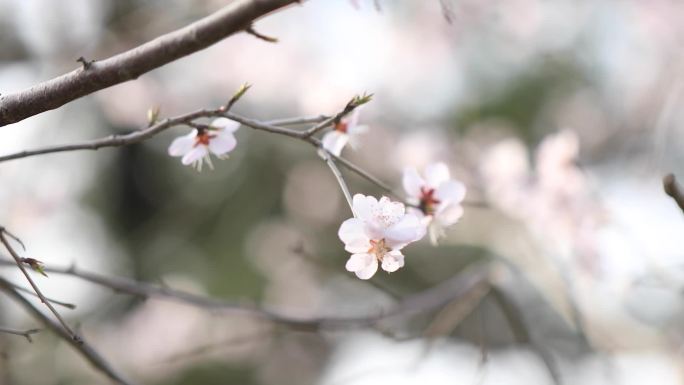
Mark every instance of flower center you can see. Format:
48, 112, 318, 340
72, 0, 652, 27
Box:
419, 187, 441, 215
334, 120, 349, 133
368, 239, 391, 261
194, 131, 215, 147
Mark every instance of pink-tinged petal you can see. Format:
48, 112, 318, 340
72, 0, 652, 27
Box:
181, 146, 208, 165
168, 131, 197, 156
338, 218, 371, 253
211, 118, 240, 133
435, 180, 466, 204
385, 213, 425, 247
345, 253, 373, 272
428, 222, 445, 245
354, 258, 378, 280
381, 250, 405, 273
349, 108, 361, 127
435, 203, 464, 226
208, 132, 237, 156
374, 197, 406, 227
352, 194, 378, 222
425, 162, 450, 188
402, 167, 425, 198
322, 131, 349, 156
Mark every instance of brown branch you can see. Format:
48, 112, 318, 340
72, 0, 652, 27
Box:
0, 229, 80, 342
0, 257, 490, 332
663, 173, 684, 214
0, 326, 40, 343
245, 24, 279, 43
0, 0, 301, 126
0, 277, 133, 385
4, 279, 76, 309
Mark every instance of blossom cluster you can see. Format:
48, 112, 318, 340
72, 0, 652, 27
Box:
167, 107, 467, 280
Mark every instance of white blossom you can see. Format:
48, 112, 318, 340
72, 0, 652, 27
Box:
402, 162, 466, 244
321, 109, 368, 156
168, 118, 239, 171
338, 194, 425, 279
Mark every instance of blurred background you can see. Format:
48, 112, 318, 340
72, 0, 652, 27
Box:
1, 0, 684, 384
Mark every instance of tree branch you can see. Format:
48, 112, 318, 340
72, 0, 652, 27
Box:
0, 257, 490, 332
0, 229, 80, 342
663, 173, 684, 215
0, 326, 40, 343
0, 277, 133, 385
0, 0, 301, 126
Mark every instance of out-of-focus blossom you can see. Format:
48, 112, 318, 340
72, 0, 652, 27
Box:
321, 109, 368, 156
168, 118, 239, 171
403, 162, 467, 244
338, 194, 424, 279
480, 130, 604, 270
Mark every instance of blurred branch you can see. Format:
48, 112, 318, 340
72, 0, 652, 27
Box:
320, 148, 356, 215
0, 0, 302, 126
0, 277, 134, 385
663, 173, 684, 214
245, 24, 279, 43
0, 257, 490, 332
0, 326, 40, 343
3, 279, 76, 309
0, 228, 80, 342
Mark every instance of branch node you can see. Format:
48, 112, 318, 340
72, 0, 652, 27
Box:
76, 56, 94, 70
245, 24, 279, 43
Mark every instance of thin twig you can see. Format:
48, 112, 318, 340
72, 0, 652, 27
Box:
4, 279, 76, 309
320, 147, 356, 216
0, 257, 490, 332
663, 173, 684, 214
0, 229, 80, 342
0, 277, 134, 385
0, 326, 40, 343
245, 24, 279, 43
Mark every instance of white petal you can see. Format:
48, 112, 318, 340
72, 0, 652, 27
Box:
181, 146, 208, 165
338, 218, 371, 253
428, 222, 445, 245
374, 197, 405, 227
381, 251, 405, 273
322, 131, 349, 156
435, 203, 464, 226
435, 180, 466, 204
345, 253, 373, 272
355, 258, 378, 280
168, 131, 197, 156
211, 118, 240, 133
385, 213, 425, 247
425, 162, 450, 188
208, 132, 237, 155
348, 125, 369, 149
352, 194, 378, 222
402, 167, 425, 198
349, 108, 361, 127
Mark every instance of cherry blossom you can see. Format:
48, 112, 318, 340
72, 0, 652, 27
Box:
168, 118, 239, 171
338, 194, 425, 279
321, 109, 368, 156
402, 162, 467, 244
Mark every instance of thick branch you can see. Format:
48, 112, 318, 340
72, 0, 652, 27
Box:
0, 0, 300, 126
663, 173, 684, 215
0, 277, 133, 385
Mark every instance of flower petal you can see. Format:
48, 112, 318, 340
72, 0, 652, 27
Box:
352, 194, 378, 222
425, 162, 450, 188
402, 167, 425, 198
374, 197, 405, 227
435, 203, 464, 226
168, 131, 197, 157
385, 213, 425, 247
348, 125, 369, 149
345, 253, 373, 272
181, 146, 208, 165
211, 118, 240, 133
435, 180, 466, 204
354, 258, 378, 280
338, 218, 371, 253
208, 132, 237, 155
322, 131, 349, 156
381, 250, 405, 273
